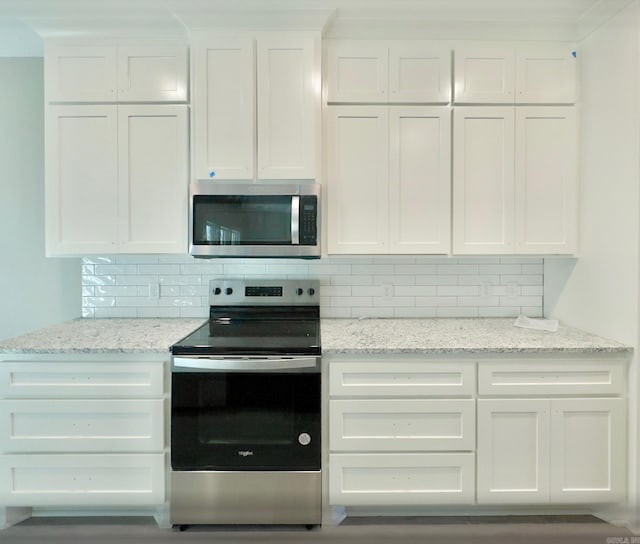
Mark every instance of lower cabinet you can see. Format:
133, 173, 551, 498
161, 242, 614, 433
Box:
0, 355, 167, 520
328, 355, 628, 512
0, 454, 165, 506
477, 397, 626, 504
328, 359, 477, 507
330, 453, 475, 506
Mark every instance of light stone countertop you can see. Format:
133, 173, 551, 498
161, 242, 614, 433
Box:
0, 318, 205, 354
0, 317, 631, 356
320, 318, 632, 355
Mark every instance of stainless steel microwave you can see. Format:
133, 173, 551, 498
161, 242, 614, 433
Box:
190, 182, 321, 258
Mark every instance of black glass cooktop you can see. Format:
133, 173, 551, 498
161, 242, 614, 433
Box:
171, 306, 321, 356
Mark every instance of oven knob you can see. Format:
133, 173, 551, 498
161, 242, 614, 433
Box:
213, 287, 221, 295
225, 287, 233, 295
308, 288, 315, 296
296, 288, 304, 296
298, 432, 311, 446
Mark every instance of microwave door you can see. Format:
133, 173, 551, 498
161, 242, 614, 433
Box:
291, 196, 300, 246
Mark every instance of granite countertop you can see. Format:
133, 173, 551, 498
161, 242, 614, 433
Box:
0, 317, 631, 356
0, 318, 205, 354
320, 318, 632, 355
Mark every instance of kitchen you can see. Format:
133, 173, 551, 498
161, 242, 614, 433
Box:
0, 0, 639, 541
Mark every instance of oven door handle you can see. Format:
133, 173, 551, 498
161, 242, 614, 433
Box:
172, 356, 319, 372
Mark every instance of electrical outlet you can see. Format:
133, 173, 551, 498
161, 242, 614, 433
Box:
481, 282, 492, 297
506, 281, 519, 298
382, 284, 393, 298
148, 283, 160, 299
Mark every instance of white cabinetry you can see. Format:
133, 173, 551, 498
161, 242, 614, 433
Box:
453, 106, 577, 255
477, 359, 627, 505
0, 356, 167, 514
454, 43, 577, 104
45, 105, 188, 255
45, 45, 188, 103
328, 359, 476, 506
192, 33, 319, 181
327, 41, 451, 104
44, 42, 189, 256
327, 106, 450, 254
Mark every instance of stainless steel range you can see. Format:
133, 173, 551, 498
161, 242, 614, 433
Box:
169, 279, 321, 528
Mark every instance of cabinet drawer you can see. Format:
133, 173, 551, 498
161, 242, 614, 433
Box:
330, 361, 475, 397
330, 399, 475, 451
0, 453, 165, 506
329, 453, 475, 506
0, 399, 164, 452
0, 361, 164, 398
478, 360, 626, 396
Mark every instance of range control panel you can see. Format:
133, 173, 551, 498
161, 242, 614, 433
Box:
209, 279, 320, 306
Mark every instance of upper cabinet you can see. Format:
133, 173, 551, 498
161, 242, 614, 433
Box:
453, 106, 577, 255
45, 105, 189, 256
454, 43, 577, 104
192, 32, 320, 181
44, 41, 190, 256
327, 106, 451, 255
326, 41, 451, 104
45, 45, 188, 103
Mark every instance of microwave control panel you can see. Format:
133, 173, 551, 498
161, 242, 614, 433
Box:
300, 196, 318, 246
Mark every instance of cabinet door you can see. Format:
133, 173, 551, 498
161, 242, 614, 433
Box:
515, 107, 577, 254
329, 453, 475, 506
193, 37, 255, 180
0, 399, 164, 452
330, 399, 475, 452
326, 106, 389, 254
257, 34, 318, 179
389, 44, 451, 104
45, 105, 118, 255
0, 453, 164, 506
389, 106, 451, 254
117, 46, 188, 103
326, 42, 388, 103
117, 105, 188, 253
477, 399, 550, 504
45, 46, 117, 103
454, 46, 515, 104
0, 361, 164, 398
453, 107, 515, 254
516, 45, 577, 104
550, 398, 626, 503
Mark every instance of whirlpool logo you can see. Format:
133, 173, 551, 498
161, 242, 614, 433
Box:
238, 450, 254, 457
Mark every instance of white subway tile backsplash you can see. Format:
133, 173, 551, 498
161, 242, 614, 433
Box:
437, 307, 479, 318
437, 286, 479, 296
82, 255, 544, 318
395, 285, 436, 296
436, 264, 479, 275
352, 307, 394, 318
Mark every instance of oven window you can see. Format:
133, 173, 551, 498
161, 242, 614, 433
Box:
198, 379, 294, 446
193, 195, 292, 245
171, 371, 320, 471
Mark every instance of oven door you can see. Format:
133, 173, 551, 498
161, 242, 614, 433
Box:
171, 357, 321, 471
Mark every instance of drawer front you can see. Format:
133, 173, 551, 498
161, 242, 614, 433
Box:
330, 361, 476, 397
0, 399, 164, 452
329, 452, 475, 506
478, 360, 626, 396
0, 361, 164, 398
330, 399, 475, 451
0, 453, 165, 506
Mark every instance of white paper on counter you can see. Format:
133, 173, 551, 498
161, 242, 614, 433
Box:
514, 315, 559, 332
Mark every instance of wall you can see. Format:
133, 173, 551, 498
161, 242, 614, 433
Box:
0, 58, 80, 341
544, 0, 640, 529
82, 254, 543, 318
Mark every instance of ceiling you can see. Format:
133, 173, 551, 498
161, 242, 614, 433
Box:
0, 0, 635, 55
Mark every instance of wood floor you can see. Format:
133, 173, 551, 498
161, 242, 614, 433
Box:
1, 515, 634, 544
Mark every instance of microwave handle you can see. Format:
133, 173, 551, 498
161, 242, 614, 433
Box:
291, 195, 300, 245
